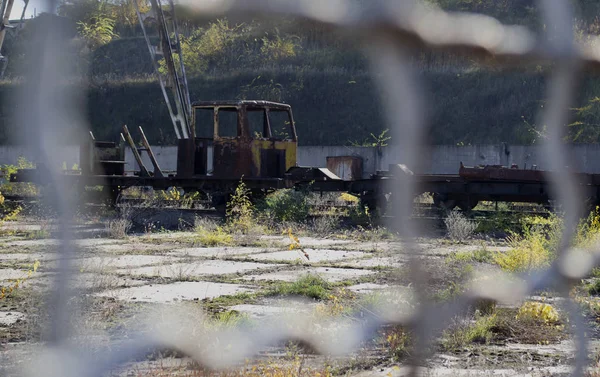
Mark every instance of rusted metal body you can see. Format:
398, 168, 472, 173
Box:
80, 133, 125, 176
180, 100, 298, 180
326, 156, 363, 181
459, 162, 546, 182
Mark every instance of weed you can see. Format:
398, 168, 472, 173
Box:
106, 218, 132, 239
287, 228, 309, 261
516, 301, 560, 325
493, 307, 565, 344
196, 226, 234, 246
447, 248, 493, 264
267, 274, 331, 300
494, 233, 552, 273
382, 326, 411, 361
314, 288, 354, 317
444, 211, 477, 241
194, 217, 220, 232
259, 189, 309, 223
210, 310, 253, 330
442, 313, 497, 351
226, 180, 255, 233
309, 214, 341, 236
576, 206, 600, 247
348, 203, 373, 225
589, 279, 600, 296
433, 263, 474, 302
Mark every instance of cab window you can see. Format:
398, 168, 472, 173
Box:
217, 108, 239, 138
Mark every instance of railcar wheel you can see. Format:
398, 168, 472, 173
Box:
432, 193, 456, 210
457, 198, 478, 212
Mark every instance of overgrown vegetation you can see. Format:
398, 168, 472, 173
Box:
258, 189, 310, 223
267, 274, 332, 300
5, 1, 600, 146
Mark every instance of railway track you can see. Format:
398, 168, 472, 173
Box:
2, 194, 552, 219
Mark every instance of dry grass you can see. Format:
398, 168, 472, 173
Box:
123, 357, 332, 377
106, 218, 132, 239
444, 211, 477, 241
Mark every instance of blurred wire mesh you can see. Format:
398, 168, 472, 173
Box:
10, 0, 600, 376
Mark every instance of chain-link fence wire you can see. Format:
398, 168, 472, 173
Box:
10, 0, 600, 376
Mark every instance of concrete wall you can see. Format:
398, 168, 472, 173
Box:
7, 144, 600, 176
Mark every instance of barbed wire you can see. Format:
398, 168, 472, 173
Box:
12, 1, 600, 376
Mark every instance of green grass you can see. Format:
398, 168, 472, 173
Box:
447, 248, 493, 264
195, 226, 234, 246
267, 274, 332, 300
442, 313, 497, 351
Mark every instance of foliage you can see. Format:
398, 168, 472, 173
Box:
196, 226, 234, 246
75, 2, 118, 50
260, 29, 300, 61
444, 211, 477, 241
442, 313, 497, 351
493, 215, 561, 273
448, 247, 493, 264
287, 228, 309, 261
314, 288, 354, 317
260, 189, 309, 223
350, 129, 391, 147
268, 274, 331, 300
588, 279, 600, 296
159, 19, 241, 76
575, 206, 600, 247
226, 180, 255, 233
516, 301, 560, 325
474, 202, 524, 235
383, 326, 411, 361
348, 202, 374, 225
0, 157, 38, 197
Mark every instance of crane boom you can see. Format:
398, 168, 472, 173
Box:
0, 0, 16, 78
136, 0, 193, 140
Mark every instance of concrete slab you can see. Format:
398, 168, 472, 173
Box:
229, 304, 313, 318
139, 231, 198, 241
18, 272, 147, 292
337, 256, 405, 269
96, 281, 253, 303
171, 247, 276, 258
79, 255, 176, 270
242, 267, 376, 283
243, 249, 365, 263
0, 268, 36, 281
93, 243, 173, 254
347, 283, 390, 294
124, 260, 281, 279
0, 312, 25, 326
257, 236, 354, 248
0, 253, 53, 262
2, 239, 60, 248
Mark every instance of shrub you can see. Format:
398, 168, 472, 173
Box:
444, 211, 477, 241
493, 215, 561, 273
196, 226, 233, 246
106, 218, 132, 239
516, 301, 560, 325
259, 189, 309, 223
576, 206, 600, 247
